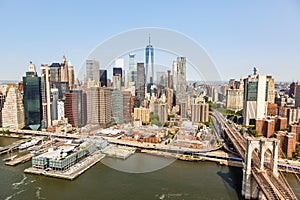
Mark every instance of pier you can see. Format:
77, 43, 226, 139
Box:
24, 151, 105, 180
5, 153, 34, 166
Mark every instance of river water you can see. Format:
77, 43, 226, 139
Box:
0, 137, 299, 200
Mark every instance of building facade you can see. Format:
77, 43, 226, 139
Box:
86, 60, 100, 82
23, 62, 42, 130
2, 87, 25, 129
243, 68, 268, 125
173, 57, 186, 105
145, 37, 154, 84
135, 63, 145, 107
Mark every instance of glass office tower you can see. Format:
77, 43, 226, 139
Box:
23, 62, 42, 130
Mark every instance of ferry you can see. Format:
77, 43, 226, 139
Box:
18, 139, 40, 150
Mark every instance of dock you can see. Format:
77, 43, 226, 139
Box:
5, 153, 34, 166
102, 145, 135, 159
0, 139, 29, 155
24, 151, 105, 180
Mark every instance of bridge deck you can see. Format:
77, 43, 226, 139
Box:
212, 111, 297, 200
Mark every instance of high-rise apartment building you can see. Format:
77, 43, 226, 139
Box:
2, 86, 25, 129
112, 75, 121, 90
158, 103, 168, 123
23, 62, 42, 130
87, 86, 100, 125
122, 91, 132, 124
86, 86, 112, 128
145, 36, 154, 84
134, 107, 150, 124
191, 103, 209, 123
0, 92, 5, 127
173, 57, 186, 105
99, 88, 112, 128
135, 63, 145, 107
295, 85, 300, 107
267, 76, 275, 104
243, 68, 268, 125
111, 90, 124, 124
86, 60, 100, 82
226, 89, 243, 111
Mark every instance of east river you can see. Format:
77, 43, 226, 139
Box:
0, 137, 299, 200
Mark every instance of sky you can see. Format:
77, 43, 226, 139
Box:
0, 0, 300, 82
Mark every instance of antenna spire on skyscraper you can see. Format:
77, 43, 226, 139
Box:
149, 34, 151, 45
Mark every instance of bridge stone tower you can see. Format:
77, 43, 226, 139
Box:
242, 137, 279, 199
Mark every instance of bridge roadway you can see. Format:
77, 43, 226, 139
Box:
212, 111, 298, 200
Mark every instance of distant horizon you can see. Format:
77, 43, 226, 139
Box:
0, 1, 299, 81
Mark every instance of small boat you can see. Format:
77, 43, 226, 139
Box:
2, 155, 17, 162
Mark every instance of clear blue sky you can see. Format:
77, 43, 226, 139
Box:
0, 0, 300, 82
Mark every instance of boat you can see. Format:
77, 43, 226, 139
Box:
2, 155, 17, 162
18, 139, 40, 150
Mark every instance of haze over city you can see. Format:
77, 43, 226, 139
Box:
0, 0, 300, 81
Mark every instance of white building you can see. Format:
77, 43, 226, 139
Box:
243, 68, 268, 125
86, 60, 100, 82
2, 87, 25, 129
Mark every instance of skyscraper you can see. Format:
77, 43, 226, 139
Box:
111, 90, 124, 124
128, 54, 137, 84
267, 76, 275, 104
295, 85, 300, 108
135, 63, 145, 107
173, 57, 187, 105
41, 64, 52, 128
145, 35, 154, 84
87, 86, 100, 125
65, 90, 87, 127
167, 70, 172, 89
51, 88, 59, 121
61, 56, 69, 83
122, 91, 132, 124
243, 68, 268, 125
115, 58, 125, 86
113, 67, 123, 88
2, 86, 25, 129
23, 62, 42, 130
113, 67, 122, 77
158, 103, 168, 123
0, 92, 5, 127
68, 65, 75, 89
99, 69, 107, 87
86, 86, 112, 128
86, 60, 100, 82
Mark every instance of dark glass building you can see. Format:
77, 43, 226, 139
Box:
100, 69, 107, 87
23, 62, 42, 130
113, 67, 122, 77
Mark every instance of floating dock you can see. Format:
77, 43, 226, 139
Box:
24, 152, 105, 180
5, 153, 34, 166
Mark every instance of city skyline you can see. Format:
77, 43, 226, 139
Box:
0, 1, 300, 82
